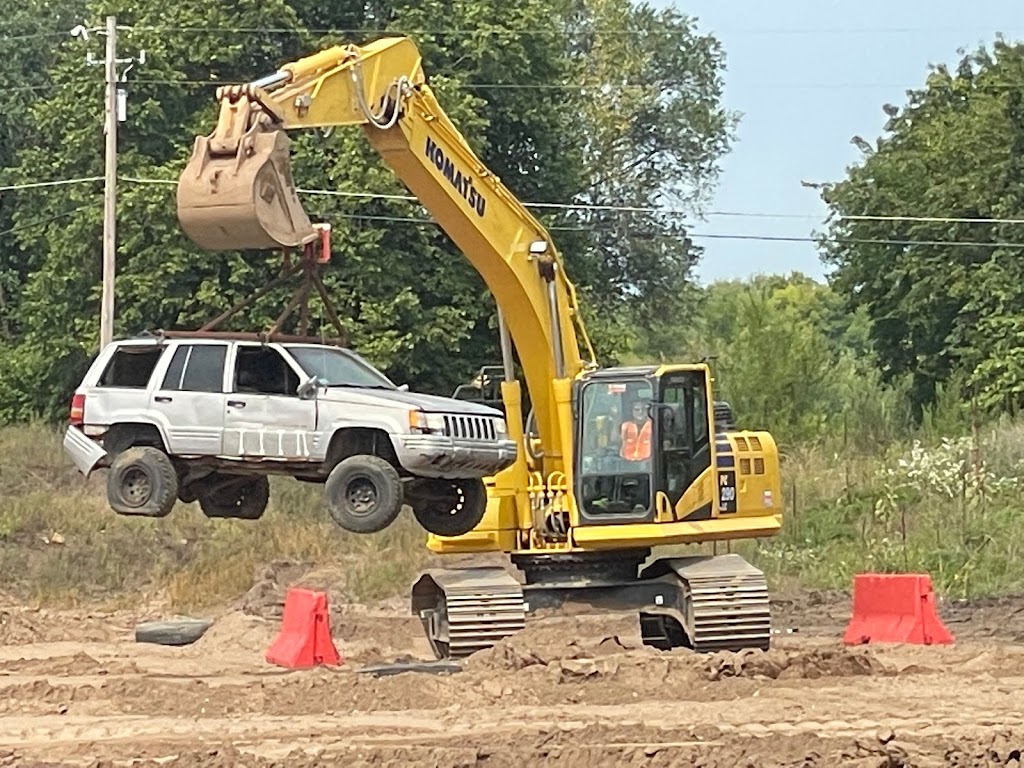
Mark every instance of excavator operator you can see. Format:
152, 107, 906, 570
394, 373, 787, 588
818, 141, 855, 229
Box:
620, 401, 652, 462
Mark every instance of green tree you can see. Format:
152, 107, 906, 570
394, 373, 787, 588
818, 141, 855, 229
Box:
678, 274, 904, 446
819, 39, 1024, 417
0, 0, 737, 423
0, 0, 88, 341
564, 0, 737, 358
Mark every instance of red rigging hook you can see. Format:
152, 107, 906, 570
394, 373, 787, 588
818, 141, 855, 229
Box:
313, 223, 332, 264
284, 222, 332, 268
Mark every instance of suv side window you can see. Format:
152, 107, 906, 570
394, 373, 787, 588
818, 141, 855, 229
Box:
161, 344, 227, 393
234, 346, 299, 396
98, 346, 163, 388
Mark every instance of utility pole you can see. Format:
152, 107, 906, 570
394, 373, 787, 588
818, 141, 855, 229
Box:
101, 14, 117, 348
73, 18, 143, 348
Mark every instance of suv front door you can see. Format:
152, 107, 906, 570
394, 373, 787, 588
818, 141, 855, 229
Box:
150, 342, 229, 456
222, 343, 317, 461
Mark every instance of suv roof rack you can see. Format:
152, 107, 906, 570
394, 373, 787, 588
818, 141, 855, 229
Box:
155, 329, 347, 346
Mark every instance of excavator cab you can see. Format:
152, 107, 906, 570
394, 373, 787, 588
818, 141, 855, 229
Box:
575, 366, 713, 525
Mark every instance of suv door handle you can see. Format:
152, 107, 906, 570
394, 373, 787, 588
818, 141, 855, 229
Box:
154, 396, 173, 403
227, 400, 246, 408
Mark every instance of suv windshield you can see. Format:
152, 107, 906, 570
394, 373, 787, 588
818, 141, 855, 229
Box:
285, 345, 396, 390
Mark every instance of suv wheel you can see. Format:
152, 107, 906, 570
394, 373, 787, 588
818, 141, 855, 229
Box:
199, 475, 270, 521
325, 455, 403, 534
407, 478, 487, 537
106, 446, 179, 518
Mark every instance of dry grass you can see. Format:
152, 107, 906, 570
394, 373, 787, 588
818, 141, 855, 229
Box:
747, 420, 1024, 598
0, 425, 432, 611
6, 417, 1024, 612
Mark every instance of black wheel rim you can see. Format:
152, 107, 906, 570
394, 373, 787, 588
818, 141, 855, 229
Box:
425, 483, 465, 518
345, 476, 379, 516
122, 467, 153, 507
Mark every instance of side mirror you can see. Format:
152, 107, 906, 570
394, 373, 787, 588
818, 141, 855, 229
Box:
398, 383, 409, 392
297, 375, 320, 400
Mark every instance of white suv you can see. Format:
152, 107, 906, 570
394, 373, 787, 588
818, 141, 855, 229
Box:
63, 334, 517, 537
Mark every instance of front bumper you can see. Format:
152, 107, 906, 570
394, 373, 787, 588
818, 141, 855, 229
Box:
63, 425, 109, 477
396, 435, 518, 478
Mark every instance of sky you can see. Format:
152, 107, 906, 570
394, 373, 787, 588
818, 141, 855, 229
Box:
652, 1, 1023, 284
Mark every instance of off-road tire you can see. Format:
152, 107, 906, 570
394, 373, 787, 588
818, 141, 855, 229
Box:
408, 478, 487, 537
198, 475, 270, 521
106, 446, 179, 518
325, 455, 403, 534
135, 618, 213, 646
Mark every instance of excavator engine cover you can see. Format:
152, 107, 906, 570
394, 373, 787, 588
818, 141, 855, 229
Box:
177, 123, 317, 251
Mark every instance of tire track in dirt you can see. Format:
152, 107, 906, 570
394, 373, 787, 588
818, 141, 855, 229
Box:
4, 592, 1024, 766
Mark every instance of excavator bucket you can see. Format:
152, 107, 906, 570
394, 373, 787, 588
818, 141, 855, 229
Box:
176, 120, 317, 252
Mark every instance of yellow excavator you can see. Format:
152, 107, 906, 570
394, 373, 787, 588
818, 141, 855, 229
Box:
176, 36, 783, 657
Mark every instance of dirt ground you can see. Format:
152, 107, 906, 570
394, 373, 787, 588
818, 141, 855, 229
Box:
2, 564, 1024, 767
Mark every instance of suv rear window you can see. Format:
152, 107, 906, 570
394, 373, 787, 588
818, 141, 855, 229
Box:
98, 346, 163, 388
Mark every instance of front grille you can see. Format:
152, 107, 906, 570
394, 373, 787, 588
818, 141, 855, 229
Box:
443, 414, 497, 440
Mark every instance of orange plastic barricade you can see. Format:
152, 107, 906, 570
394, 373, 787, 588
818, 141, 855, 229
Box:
842, 573, 954, 646
265, 588, 342, 668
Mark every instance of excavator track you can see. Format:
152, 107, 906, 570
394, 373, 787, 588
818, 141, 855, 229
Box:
410, 555, 770, 660
410, 568, 526, 659
640, 554, 771, 653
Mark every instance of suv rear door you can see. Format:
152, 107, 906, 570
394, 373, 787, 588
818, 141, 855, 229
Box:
149, 341, 229, 456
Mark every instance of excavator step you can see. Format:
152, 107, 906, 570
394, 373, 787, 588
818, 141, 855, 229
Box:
410, 567, 526, 660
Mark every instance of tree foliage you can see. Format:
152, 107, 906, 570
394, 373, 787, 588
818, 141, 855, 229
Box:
819, 39, 1024, 417
0, 0, 735, 423
564, 0, 737, 357
674, 273, 906, 447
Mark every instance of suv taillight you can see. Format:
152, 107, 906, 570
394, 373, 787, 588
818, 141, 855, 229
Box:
70, 393, 85, 426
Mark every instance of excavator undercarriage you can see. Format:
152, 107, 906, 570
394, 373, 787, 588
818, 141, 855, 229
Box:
411, 551, 771, 660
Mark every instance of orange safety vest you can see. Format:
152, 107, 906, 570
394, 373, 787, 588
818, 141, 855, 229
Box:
620, 419, 652, 461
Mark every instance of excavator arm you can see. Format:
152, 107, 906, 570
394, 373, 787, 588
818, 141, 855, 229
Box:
177, 36, 596, 492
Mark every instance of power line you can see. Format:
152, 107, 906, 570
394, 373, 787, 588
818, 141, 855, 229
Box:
122, 178, 821, 220
281, 185, 1024, 226
0, 31, 72, 44
693, 232, 1024, 249
839, 213, 1024, 225
7, 198, 1023, 249
124, 76, 1024, 92
117, 177, 1024, 228
266, 211, 1024, 249
112, 24, 1024, 37
0, 204, 98, 238
12, 176, 1024, 239
0, 177, 103, 193
5, 82, 92, 93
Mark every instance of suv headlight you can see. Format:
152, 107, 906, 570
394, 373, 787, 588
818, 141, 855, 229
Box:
494, 418, 508, 436
408, 410, 447, 434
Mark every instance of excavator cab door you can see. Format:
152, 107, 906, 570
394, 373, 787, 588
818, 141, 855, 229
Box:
574, 368, 714, 526
655, 370, 713, 513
